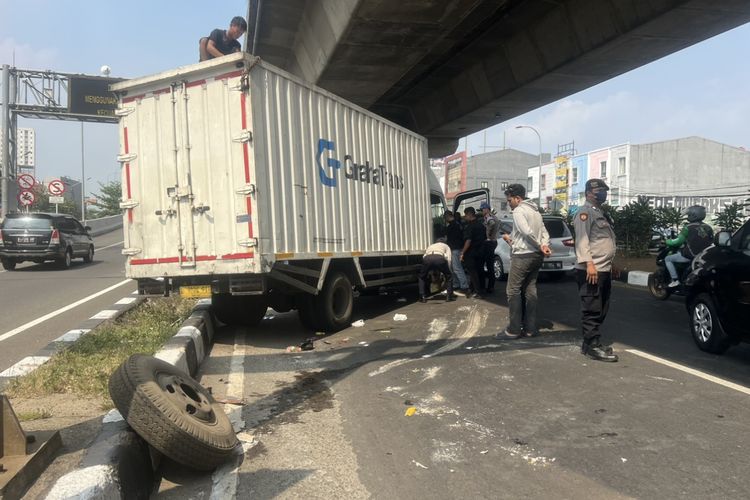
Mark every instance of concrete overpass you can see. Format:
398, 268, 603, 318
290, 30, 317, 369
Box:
246, 1, 750, 158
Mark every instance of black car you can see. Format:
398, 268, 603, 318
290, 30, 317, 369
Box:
684, 220, 750, 353
0, 213, 94, 270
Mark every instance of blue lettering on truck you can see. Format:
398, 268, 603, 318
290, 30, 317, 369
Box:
317, 138, 404, 190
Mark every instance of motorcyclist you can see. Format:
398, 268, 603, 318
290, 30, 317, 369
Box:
665, 205, 714, 288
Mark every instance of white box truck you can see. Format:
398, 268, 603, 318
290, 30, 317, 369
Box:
112, 53, 485, 331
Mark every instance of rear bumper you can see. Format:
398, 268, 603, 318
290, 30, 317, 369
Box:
0, 245, 64, 261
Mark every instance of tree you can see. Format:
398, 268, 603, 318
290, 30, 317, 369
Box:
654, 207, 685, 236
610, 197, 656, 257
90, 181, 122, 217
713, 202, 747, 232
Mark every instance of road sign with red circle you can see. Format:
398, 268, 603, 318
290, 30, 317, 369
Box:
18, 174, 35, 190
18, 190, 35, 206
48, 179, 66, 196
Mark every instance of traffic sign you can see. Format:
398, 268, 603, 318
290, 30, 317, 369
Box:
48, 179, 66, 196
18, 190, 35, 206
18, 174, 35, 190
49, 196, 65, 205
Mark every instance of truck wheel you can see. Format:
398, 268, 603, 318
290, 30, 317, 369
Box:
212, 293, 267, 327
315, 271, 353, 332
689, 293, 731, 354
297, 297, 322, 331
1, 259, 16, 271
108, 354, 238, 471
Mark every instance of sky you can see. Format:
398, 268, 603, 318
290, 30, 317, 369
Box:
1, 1, 749, 196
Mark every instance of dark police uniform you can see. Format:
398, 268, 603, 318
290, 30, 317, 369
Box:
573, 190, 616, 350
462, 217, 486, 296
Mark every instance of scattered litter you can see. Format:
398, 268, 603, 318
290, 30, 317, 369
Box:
285, 346, 301, 353
299, 339, 315, 351
323, 340, 332, 345
358, 341, 368, 345
480, 450, 489, 455
397, 297, 407, 303
315, 331, 326, 336
450, 469, 455, 473
405, 407, 417, 417
621, 458, 628, 463
215, 397, 245, 406
393, 313, 408, 321
412, 460, 429, 469
351, 319, 365, 327
422, 354, 432, 358
376, 329, 392, 334
404, 400, 414, 406
465, 346, 473, 350
341, 337, 351, 343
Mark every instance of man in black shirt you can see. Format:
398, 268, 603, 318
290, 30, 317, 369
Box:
445, 210, 469, 292
460, 207, 486, 298
199, 16, 247, 62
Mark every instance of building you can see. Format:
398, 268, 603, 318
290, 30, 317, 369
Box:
0, 127, 36, 177
444, 148, 550, 212
528, 136, 750, 215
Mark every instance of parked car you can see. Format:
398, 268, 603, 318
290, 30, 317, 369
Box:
0, 213, 94, 270
684, 220, 750, 354
492, 215, 576, 280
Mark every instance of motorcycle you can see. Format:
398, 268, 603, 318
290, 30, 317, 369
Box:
648, 245, 691, 300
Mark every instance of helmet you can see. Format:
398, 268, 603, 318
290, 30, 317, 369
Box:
686, 205, 706, 223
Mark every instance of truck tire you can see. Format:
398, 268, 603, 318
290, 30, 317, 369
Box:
314, 271, 353, 332
212, 293, 267, 327
108, 354, 238, 471
297, 298, 323, 331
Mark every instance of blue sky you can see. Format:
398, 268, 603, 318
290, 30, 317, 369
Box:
1, 1, 748, 195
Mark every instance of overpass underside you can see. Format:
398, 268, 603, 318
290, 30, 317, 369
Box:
247, 0, 750, 157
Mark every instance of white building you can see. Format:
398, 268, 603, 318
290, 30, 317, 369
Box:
0, 127, 36, 176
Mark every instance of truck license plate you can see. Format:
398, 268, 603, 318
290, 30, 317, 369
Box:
179, 285, 212, 298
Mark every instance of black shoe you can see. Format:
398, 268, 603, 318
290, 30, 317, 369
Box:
419, 296, 427, 303
496, 328, 521, 339
446, 294, 457, 302
582, 344, 618, 362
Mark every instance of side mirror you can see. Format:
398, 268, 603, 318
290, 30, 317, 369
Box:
715, 231, 731, 247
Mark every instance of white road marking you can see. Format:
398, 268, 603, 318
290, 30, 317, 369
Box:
0, 279, 133, 342
211, 331, 252, 500
90, 309, 118, 320
55, 329, 91, 343
0, 355, 51, 377
627, 349, 750, 396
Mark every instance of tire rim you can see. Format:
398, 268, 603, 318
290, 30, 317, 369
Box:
65, 251, 71, 267
88, 247, 93, 260
494, 258, 503, 279
158, 373, 216, 423
332, 284, 350, 320
693, 303, 712, 343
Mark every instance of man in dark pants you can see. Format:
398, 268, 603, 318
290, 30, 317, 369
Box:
460, 207, 486, 299
418, 239, 456, 303
574, 179, 619, 362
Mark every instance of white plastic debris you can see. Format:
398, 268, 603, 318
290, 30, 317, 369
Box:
621, 457, 628, 463
397, 297, 407, 303
393, 313, 408, 321
351, 319, 365, 327
412, 460, 429, 469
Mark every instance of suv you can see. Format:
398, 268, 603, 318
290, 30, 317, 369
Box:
684, 219, 750, 353
0, 213, 94, 270
493, 215, 576, 280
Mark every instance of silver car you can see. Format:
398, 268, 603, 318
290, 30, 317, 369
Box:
492, 215, 577, 280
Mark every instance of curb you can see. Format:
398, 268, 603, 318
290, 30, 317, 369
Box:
46, 299, 218, 500
0, 293, 145, 391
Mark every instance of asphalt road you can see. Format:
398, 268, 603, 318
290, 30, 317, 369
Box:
0, 229, 133, 372
158, 277, 750, 499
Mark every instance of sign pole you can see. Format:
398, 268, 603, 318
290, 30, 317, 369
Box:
1, 64, 10, 218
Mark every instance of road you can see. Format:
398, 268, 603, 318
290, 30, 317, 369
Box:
158, 276, 750, 499
0, 230, 133, 372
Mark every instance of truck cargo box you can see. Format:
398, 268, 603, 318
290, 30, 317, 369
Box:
112, 53, 433, 280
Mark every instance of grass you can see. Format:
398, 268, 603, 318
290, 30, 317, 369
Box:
17, 409, 53, 421
6, 296, 195, 401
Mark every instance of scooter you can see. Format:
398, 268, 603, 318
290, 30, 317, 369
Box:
648, 245, 691, 300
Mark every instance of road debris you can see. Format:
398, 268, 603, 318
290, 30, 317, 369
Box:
405, 407, 417, 417
351, 319, 365, 327
621, 457, 628, 463
315, 331, 326, 336
358, 341, 370, 347
299, 339, 315, 351
215, 397, 245, 406
393, 313, 408, 321
412, 460, 429, 469
480, 450, 489, 454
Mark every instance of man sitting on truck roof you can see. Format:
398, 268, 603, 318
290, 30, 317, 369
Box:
199, 16, 247, 62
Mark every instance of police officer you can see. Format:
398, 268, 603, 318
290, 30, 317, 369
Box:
574, 179, 619, 362
480, 202, 500, 293
460, 207, 487, 299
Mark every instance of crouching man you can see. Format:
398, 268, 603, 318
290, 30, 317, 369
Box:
419, 239, 456, 303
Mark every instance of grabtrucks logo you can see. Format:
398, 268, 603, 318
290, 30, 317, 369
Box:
316, 138, 404, 190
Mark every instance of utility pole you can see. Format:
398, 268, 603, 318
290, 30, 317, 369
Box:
1, 65, 10, 218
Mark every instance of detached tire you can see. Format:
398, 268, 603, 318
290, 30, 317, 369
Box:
314, 271, 353, 332
212, 293, 267, 326
689, 293, 731, 354
109, 354, 238, 471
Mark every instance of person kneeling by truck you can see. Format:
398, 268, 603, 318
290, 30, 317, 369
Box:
419, 239, 457, 303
